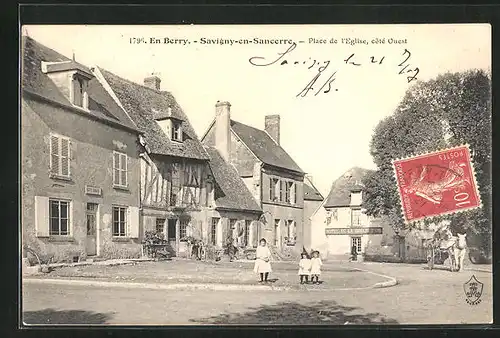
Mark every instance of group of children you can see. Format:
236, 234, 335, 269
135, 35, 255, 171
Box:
253, 238, 323, 284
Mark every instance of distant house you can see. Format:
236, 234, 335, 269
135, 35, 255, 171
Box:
302, 175, 324, 251
21, 37, 142, 263
309, 167, 381, 259
201, 101, 306, 255
309, 167, 433, 262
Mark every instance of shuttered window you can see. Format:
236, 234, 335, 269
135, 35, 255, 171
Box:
210, 218, 219, 245
49, 199, 70, 236
286, 220, 296, 245
113, 151, 128, 187
112, 206, 127, 237
50, 135, 71, 178
244, 220, 251, 247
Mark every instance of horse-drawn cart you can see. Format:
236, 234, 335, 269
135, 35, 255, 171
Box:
425, 225, 467, 272
425, 237, 452, 270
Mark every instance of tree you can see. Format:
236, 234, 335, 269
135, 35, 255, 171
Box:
363, 69, 491, 251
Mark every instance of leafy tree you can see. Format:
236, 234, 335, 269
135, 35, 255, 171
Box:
363, 69, 491, 251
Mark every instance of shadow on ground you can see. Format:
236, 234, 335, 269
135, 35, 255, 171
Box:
190, 300, 398, 325
23, 308, 113, 325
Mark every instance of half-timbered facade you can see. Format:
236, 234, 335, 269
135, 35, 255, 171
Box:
96, 69, 263, 256
95, 68, 214, 256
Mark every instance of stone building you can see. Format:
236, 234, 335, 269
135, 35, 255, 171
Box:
21, 37, 142, 263
201, 102, 306, 255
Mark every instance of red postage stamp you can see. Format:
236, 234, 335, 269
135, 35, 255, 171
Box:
392, 145, 481, 223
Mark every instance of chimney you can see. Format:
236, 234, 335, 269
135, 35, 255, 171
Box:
215, 101, 231, 161
265, 115, 280, 145
144, 75, 161, 90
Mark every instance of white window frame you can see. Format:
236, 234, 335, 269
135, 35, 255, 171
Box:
113, 151, 128, 188
112, 205, 128, 237
179, 219, 189, 241
49, 198, 71, 236
351, 208, 362, 226
49, 134, 71, 179
171, 121, 182, 142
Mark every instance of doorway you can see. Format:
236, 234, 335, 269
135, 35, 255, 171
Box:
351, 236, 362, 254
167, 219, 177, 255
86, 203, 98, 256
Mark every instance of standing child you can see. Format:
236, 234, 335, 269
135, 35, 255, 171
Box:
254, 238, 272, 283
298, 252, 311, 284
310, 250, 323, 284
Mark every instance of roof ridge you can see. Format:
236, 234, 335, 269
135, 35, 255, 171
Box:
99, 67, 175, 97
231, 119, 304, 174
24, 36, 90, 71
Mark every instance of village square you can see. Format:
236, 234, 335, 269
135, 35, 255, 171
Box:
20, 26, 492, 326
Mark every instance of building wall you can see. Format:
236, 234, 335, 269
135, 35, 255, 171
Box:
22, 98, 141, 262
260, 167, 304, 253
203, 125, 258, 177
303, 199, 322, 250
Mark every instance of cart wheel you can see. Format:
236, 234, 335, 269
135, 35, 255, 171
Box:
427, 246, 434, 270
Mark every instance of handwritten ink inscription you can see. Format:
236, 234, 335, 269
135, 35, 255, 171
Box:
248, 43, 420, 98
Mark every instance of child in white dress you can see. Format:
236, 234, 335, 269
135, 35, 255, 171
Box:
253, 238, 272, 283
310, 250, 323, 284
298, 252, 312, 284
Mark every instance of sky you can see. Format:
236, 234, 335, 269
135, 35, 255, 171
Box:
22, 24, 491, 196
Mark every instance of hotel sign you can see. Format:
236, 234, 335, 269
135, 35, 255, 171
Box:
85, 185, 102, 196
325, 227, 383, 235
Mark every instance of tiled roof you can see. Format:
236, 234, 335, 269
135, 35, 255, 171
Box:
230, 120, 304, 174
205, 146, 262, 213
304, 176, 324, 201
99, 68, 209, 160
323, 167, 374, 208
21, 36, 138, 132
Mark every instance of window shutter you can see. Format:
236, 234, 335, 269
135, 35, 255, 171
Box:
61, 138, 70, 176
113, 153, 120, 185
50, 135, 59, 174
121, 153, 128, 186
252, 221, 259, 247
291, 183, 296, 204
128, 206, 140, 238
275, 180, 280, 201
35, 196, 50, 237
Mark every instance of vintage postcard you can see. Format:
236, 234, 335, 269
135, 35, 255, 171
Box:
20, 24, 492, 325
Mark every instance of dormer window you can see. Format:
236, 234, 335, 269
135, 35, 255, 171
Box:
41, 60, 93, 111
156, 117, 183, 143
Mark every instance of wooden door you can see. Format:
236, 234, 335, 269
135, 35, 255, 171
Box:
86, 203, 98, 256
